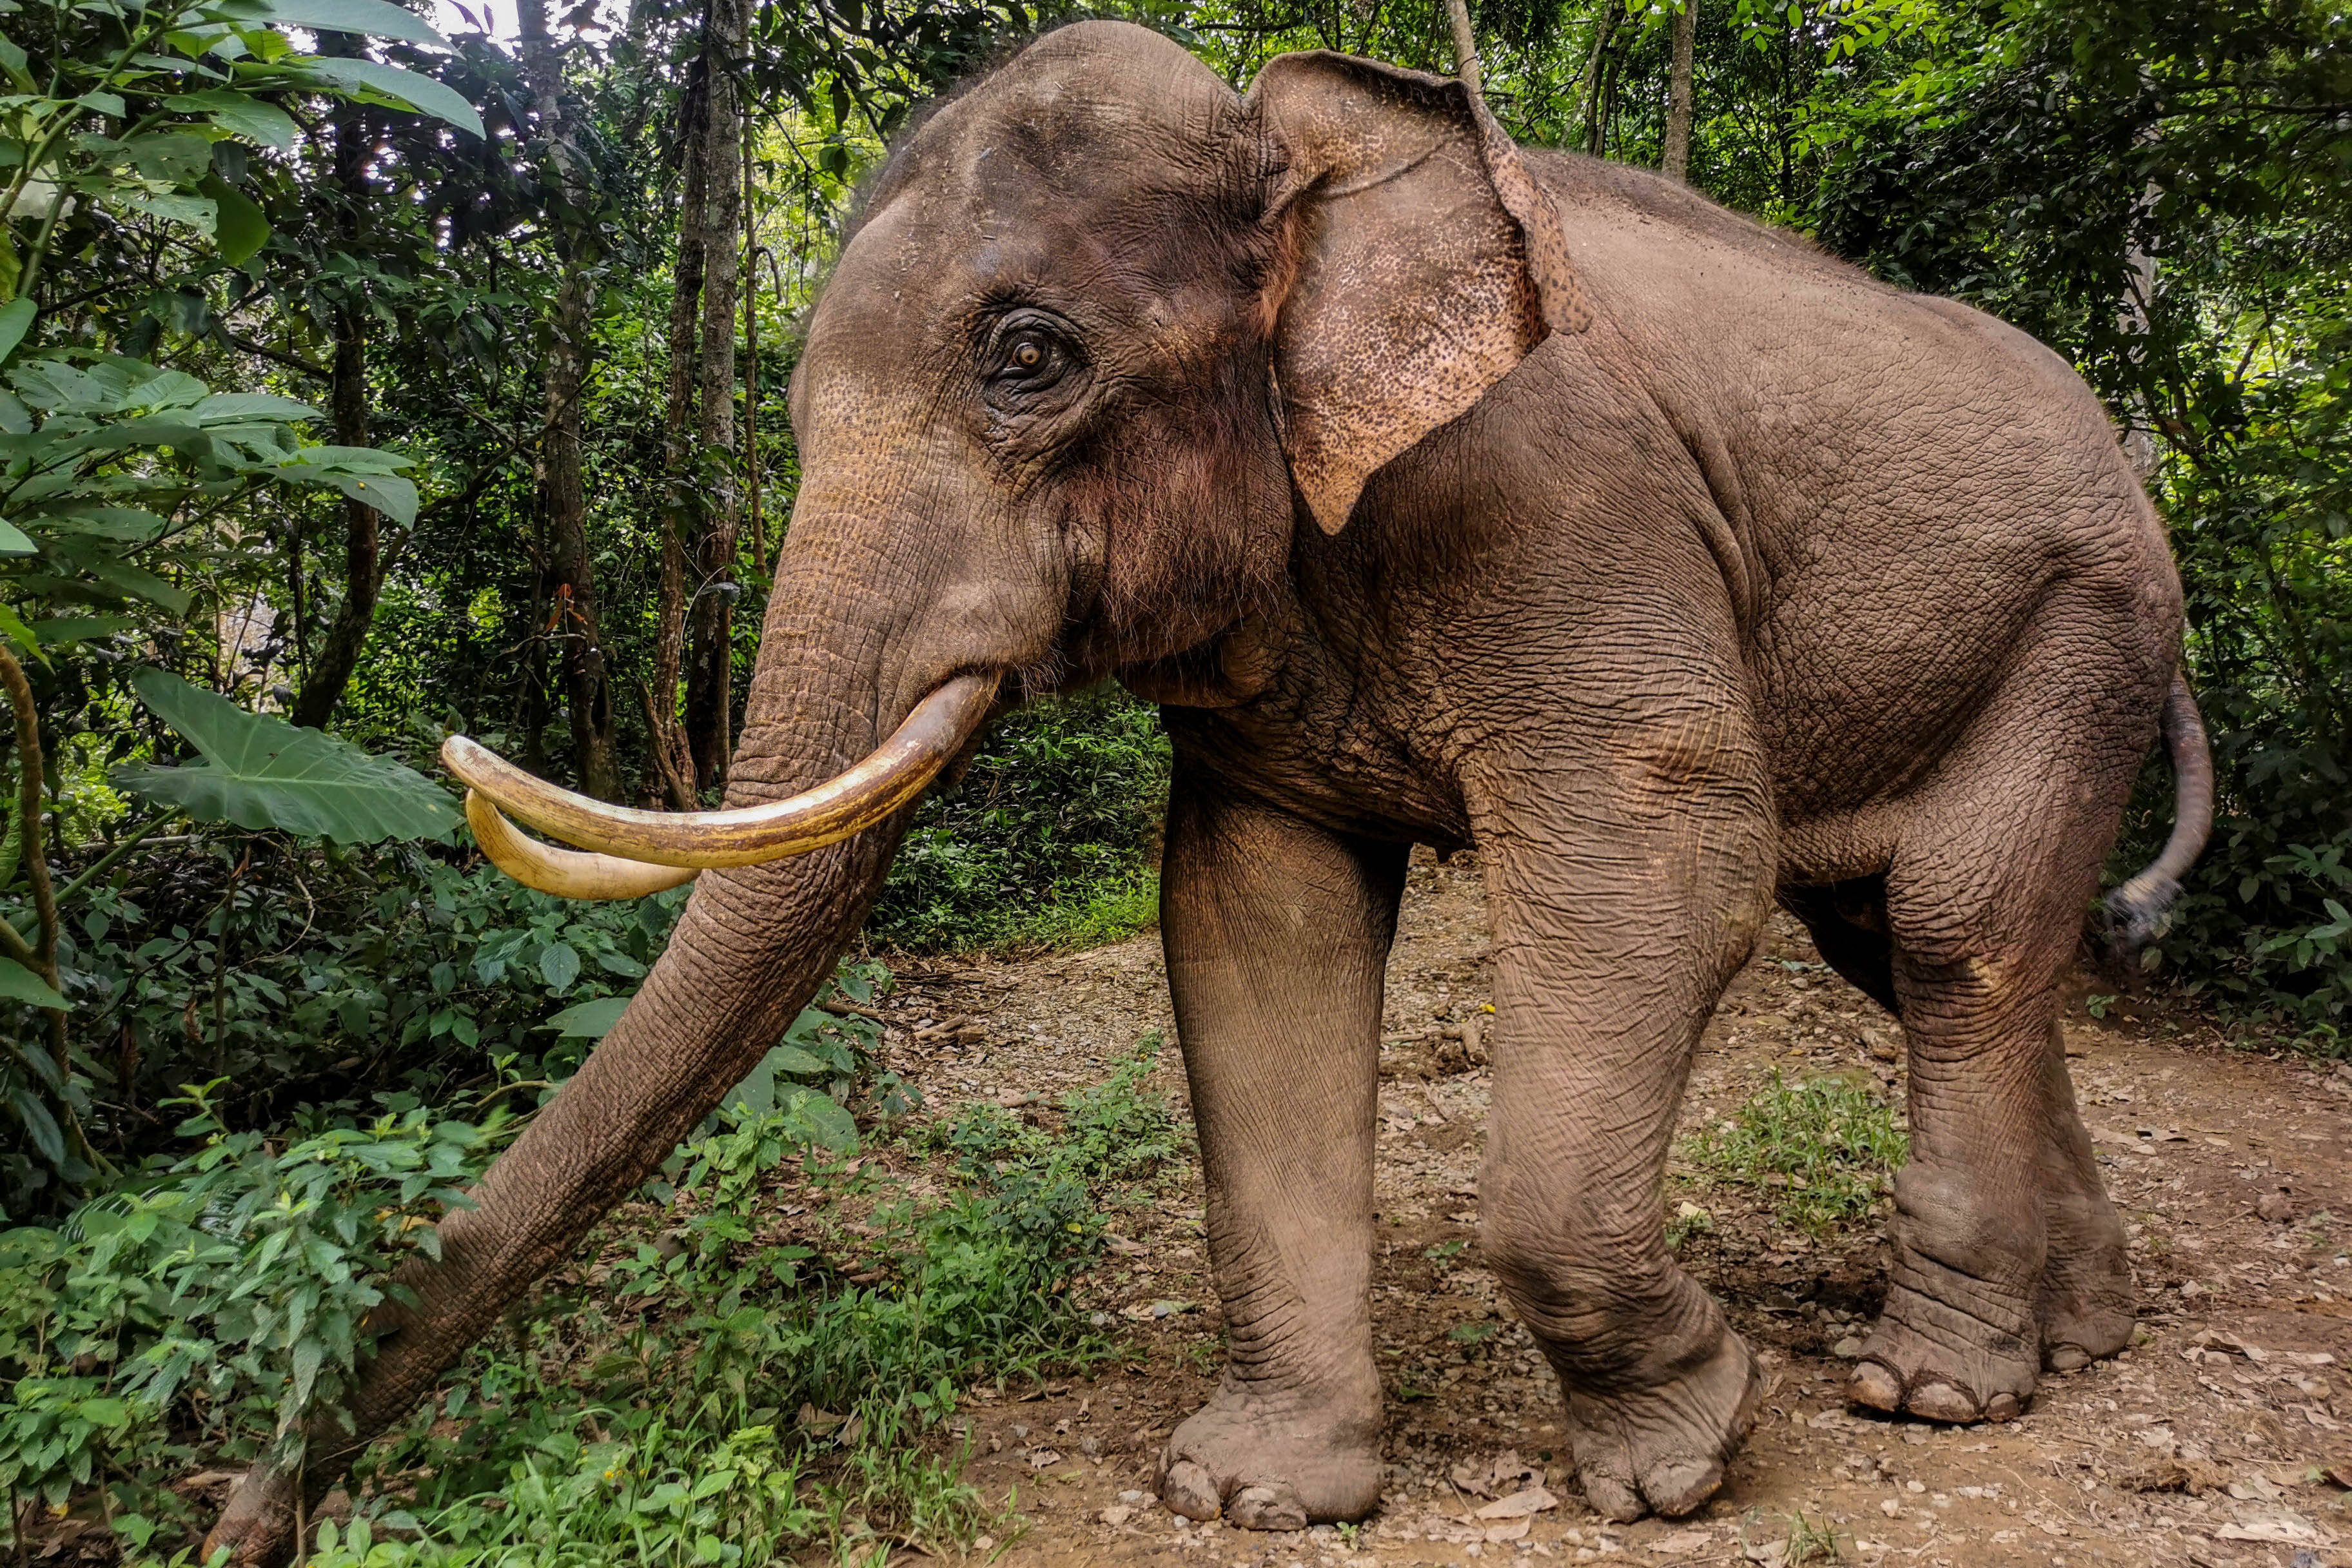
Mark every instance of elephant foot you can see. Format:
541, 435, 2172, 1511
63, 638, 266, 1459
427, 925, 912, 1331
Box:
1848, 1284, 2039, 1424
201, 1464, 302, 1568
1561, 1324, 1762, 1523
2037, 1188, 2136, 1373
1155, 1384, 1384, 1529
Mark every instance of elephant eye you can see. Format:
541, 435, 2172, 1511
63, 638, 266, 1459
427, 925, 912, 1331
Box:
988, 316, 1075, 391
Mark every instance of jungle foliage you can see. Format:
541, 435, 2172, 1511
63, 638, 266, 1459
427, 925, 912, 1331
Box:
0, 0, 2345, 1556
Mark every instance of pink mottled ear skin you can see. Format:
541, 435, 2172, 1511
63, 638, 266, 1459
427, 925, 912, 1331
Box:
1248, 53, 1592, 534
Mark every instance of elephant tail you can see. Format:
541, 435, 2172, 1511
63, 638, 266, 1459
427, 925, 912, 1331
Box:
2103, 669, 2215, 957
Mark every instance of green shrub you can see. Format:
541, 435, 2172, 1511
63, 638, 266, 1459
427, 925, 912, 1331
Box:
2115, 725, 2352, 1048
0, 1089, 502, 1553
2100, 302, 2352, 1052
1, 832, 692, 1213
868, 687, 1170, 954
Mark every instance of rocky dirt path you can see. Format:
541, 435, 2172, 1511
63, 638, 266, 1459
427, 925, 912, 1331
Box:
872, 850, 2351, 1568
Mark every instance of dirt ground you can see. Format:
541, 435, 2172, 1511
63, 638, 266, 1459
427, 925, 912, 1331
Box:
875, 848, 2352, 1568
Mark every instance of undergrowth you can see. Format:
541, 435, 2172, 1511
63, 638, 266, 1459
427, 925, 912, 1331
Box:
2, 971, 1180, 1565
868, 687, 1169, 956
1680, 1071, 1908, 1233
304, 1037, 1179, 1566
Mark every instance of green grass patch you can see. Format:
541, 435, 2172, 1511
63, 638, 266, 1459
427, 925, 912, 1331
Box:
1681, 1070, 1907, 1233
1007, 870, 1161, 953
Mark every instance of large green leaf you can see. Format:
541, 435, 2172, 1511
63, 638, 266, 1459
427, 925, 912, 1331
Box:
112, 668, 460, 843
179, 90, 300, 152
260, 0, 447, 44
0, 299, 35, 365
202, 174, 271, 265
289, 57, 484, 138
0, 956, 66, 1010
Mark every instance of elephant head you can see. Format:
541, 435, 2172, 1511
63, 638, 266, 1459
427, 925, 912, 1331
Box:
451, 18, 1588, 892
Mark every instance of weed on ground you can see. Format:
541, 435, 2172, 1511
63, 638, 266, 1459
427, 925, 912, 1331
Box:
1678, 1069, 1908, 1233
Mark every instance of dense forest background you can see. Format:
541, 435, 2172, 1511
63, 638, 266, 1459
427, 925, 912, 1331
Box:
0, 0, 2344, 1558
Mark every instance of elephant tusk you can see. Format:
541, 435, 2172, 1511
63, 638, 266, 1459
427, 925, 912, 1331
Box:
466, 790, 700, 900
443, 672, 1000, 871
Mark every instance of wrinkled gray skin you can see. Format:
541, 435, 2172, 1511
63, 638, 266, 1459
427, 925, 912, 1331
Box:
207, 22, 2210, 1559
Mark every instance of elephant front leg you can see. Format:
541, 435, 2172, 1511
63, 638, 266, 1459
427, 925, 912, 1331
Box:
1474, 758, 1777, 1522
1154, 768, 1406, 1530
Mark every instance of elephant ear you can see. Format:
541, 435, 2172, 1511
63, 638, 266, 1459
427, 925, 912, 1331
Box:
1248, 52, 1592, 535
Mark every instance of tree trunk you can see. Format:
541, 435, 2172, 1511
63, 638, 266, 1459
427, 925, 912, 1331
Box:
645, 34, 714, 808
520, 0, 622, 799
683, 0, 749, 796
1578, 1, 1622, 157
743, 114, 765, 575
290, 79, 378, 732
1663, 0, 1697, 182
1446, 0, 1481, 95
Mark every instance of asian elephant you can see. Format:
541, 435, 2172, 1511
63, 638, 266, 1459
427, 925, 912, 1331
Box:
206, 19, 2212, 1558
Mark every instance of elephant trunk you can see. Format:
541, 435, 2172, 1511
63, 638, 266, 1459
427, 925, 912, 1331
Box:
203, 554, 973, 1566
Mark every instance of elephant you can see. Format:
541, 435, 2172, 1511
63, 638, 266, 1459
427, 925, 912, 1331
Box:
205, 19, 2213, 1559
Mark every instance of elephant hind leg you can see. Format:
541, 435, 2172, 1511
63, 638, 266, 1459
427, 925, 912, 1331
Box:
2031, 1018, 2135, 1371
1783, 880, 2130, 1380
1848, 643, 2155, 1424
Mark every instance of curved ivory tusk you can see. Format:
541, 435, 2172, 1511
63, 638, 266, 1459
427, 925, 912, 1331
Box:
443, 672, 999, 870
467, 790, 700, 900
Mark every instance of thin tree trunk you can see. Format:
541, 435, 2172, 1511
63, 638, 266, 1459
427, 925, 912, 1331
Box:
1596, 45, 1623, 157
291, 76, 378, 732
683, 0, 749, 796
1578, 1, 1622, 157
1663, 0, 1697, 182
743, 112, 764, 576
1446, 0, 1480, 95
520, 0, 622, 799
646, 46, 712, 809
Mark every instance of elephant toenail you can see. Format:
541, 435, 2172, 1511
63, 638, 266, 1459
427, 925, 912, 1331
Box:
1228, 1483, 1308, 1531
1906, 1380, 1979, 1424
1159, 1458, 1222, 1522
1983, 1391, 2023, 1422
1849, 1360, 1903, 1413
2043, 1343, 2090, 1373
1642, 1457, 1724, 1517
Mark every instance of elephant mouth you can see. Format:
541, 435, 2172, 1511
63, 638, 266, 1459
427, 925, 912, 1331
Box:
443, 672, 1001, 899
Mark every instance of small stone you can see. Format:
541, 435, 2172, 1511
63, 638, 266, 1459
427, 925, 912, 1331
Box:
1099, 1504, 1133, 1526
2257, 1191, 2296, 1224
1880, 1498, 1902, 1518
1477, 1487, 1560, 1520
1833, 1336, 1865, 1358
